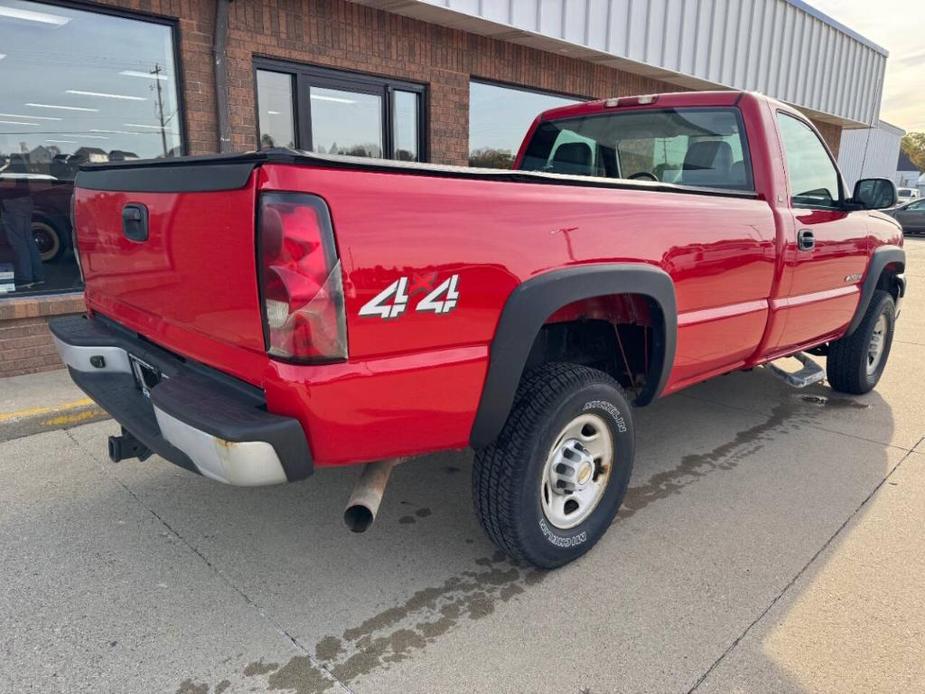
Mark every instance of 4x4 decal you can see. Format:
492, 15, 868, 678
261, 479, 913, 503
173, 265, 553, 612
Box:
359, 273, 460, 319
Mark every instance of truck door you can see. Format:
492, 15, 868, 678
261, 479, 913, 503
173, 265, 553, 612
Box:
768, 112, 870, 354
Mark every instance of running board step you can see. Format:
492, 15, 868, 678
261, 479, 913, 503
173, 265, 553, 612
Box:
763, 352, 826, 389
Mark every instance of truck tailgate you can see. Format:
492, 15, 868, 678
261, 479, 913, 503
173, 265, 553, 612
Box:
75, 166, 266, 385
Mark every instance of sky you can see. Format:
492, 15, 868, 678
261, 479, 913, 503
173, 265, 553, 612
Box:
811, 0, 925, 132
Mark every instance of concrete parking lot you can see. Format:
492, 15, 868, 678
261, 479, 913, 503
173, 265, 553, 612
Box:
1, 239, 923, 694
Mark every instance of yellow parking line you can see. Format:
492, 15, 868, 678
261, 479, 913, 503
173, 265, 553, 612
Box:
0, 398, 95, 423
41, 409, 105, 427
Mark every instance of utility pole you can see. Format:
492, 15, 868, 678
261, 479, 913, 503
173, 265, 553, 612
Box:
151, 63, 169, 157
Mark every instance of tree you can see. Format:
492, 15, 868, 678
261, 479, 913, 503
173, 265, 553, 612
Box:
900, 132, 925, 172
468, 147, 514, 169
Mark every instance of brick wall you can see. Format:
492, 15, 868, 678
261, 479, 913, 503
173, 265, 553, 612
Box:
0, 295, 85, 377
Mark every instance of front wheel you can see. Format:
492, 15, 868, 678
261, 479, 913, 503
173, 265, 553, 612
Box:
826, 289, 895, 394
472, 363, 635, 569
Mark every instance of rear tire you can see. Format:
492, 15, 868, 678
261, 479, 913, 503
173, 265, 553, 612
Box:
826, 289, 895, 394
32, 218, 63, 262
472, 363, 635, 569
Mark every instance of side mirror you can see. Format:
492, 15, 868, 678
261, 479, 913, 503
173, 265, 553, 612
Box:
852, 178, 897, 210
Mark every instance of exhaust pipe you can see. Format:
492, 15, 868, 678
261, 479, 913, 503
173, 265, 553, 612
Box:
343, 458, 404, 533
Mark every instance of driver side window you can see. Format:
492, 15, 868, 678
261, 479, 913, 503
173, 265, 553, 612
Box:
776, 113, 842, 209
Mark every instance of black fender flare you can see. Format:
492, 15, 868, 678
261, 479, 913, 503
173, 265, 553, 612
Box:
469, 264, 677, 448
845, 245, 905, 336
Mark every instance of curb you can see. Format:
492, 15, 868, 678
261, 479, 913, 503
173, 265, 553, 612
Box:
0, 398, 110, 444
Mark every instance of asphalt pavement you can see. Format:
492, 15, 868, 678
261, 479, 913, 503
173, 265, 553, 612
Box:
1, 238, 923, 694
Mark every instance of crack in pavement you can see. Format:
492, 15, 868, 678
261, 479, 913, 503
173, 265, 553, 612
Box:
686, 436, 925, 693
62, 429, 355, 694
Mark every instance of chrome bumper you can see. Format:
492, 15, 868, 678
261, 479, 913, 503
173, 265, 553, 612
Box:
50, 314, 312, 486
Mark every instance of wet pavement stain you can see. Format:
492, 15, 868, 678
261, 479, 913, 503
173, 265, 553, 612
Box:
414, 507, 432, 518
265, 657, 336, 694
242, 658, 279, 677
223, 552, 545, 694
620, 402, 796, 520
214, 681, 231, 694
314, 635, 344, 662
620, 389, 870, 521
799, 394, 870, 409
175, 679, 209, 694
398, 515, 416, 524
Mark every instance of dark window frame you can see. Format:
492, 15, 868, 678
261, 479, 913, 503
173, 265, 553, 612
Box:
253, 58, 428, 162
776, 110, 846, 211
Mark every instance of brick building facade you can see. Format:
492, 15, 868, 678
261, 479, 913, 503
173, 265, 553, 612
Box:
0, 0, 846, 377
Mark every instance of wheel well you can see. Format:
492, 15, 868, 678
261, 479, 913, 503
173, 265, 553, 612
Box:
524, 293, 661, 394
876, 262, 904, 302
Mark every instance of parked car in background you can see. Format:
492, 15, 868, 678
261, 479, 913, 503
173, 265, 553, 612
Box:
890, 198, 925, 234
896, 187, 920, 204
0, 173, 74, 263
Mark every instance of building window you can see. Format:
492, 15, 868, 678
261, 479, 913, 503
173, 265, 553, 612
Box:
469, 80, 583, 169
255, 61, 426, 162
0, 0, 182, 297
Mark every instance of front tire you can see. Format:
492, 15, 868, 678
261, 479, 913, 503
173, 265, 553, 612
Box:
827, 289, 895, 394
472, 363, 635, 569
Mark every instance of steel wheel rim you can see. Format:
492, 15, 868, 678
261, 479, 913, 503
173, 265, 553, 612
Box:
32, 222, 59, 262
540, 413, 614, 530
866, 314, 887, 376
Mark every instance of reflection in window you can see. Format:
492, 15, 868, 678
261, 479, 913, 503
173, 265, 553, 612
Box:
776, 113, 841, 208
392, 90, 419, 162
0, 0, 182, 297
469, 81, 581, 169
519, 108, 754, 191
256, 70, 295, 149
310, 87, 382, 158
255, 62, 424, 162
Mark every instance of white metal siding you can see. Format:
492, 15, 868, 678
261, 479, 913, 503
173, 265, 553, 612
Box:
361, 0, 888, 127
837, 121, 905, 188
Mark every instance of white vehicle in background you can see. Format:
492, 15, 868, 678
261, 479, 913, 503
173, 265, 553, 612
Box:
896, 187, 920, 204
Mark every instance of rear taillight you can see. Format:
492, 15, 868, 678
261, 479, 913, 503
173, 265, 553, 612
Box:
257, 192, 347, 362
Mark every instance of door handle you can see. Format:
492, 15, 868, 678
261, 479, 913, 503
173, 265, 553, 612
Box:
797, 229, 815, 251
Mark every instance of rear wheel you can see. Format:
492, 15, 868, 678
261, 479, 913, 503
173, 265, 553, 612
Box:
32, 218, 63, 262
827, 289, 895, 394
472, 363, 635, 569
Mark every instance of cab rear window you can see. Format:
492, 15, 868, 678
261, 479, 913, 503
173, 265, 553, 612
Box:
518, 107, 753, 192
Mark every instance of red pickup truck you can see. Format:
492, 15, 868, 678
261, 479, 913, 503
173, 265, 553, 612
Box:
51, 91, 905, 568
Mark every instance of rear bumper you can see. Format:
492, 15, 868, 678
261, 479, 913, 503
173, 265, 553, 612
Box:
49, 314, 312, 486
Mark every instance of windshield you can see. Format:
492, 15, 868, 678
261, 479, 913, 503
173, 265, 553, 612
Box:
518, 107, 753, 191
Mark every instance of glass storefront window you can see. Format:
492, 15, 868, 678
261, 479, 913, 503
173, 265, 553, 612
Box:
0, 0, 182, 297
392, 90, 419, 162
310, 87, 383, 158
469, 81, 582, 169
255, 61, 425, 162
256, 70, 295, 149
